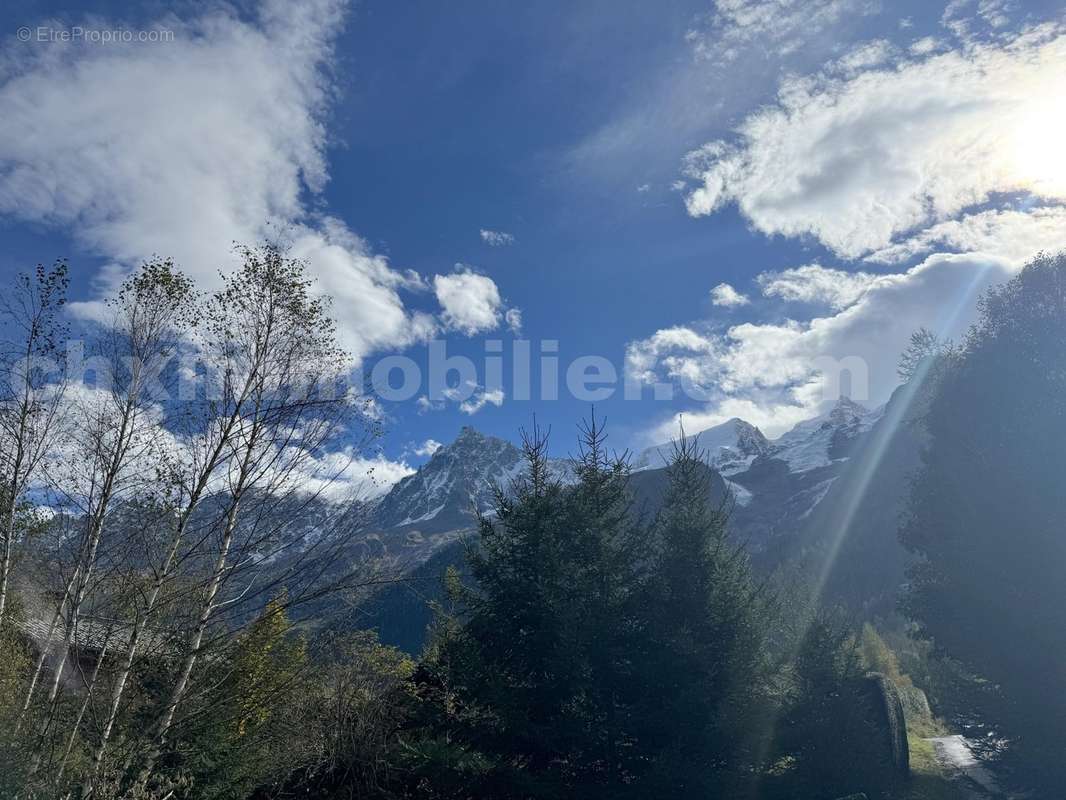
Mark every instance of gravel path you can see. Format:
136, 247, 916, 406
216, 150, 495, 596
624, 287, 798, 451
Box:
927, 736, 1003, 799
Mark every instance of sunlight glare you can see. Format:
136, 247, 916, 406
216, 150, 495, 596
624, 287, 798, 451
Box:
1009, 99, 1066, 198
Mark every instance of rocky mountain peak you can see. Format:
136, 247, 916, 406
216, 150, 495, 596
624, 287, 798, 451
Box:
732, 419, 771, 455
827, 395, 869, 427
368, 427, 522, 531
453, 425, 485, 444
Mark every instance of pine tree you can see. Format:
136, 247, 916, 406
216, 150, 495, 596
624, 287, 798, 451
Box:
416, 418, 651, 799
413, 421, 782, 798
633, 432, 773, 797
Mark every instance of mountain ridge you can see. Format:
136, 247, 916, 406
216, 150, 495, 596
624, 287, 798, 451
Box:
351, 393, 921, 652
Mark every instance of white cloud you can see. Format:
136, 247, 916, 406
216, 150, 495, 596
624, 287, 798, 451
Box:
710, 282, 750, 307
415, 380, 505, 416
832, 39, 897, 74
0, 0, 431, 363
683, 28, 1066, 258
459, 386, 505, 416
629, 253, 1013, 437
412, 439, 442, 457
756, 264, 878, 309
433, 268, 504, 335
865, 205, 1066, 267
287, 220, 437, 357
941, 0, 1018, 42
480, 229, 515, 246
689, 0, 877, 65
505, 307, 523, 335
294, 449, 415, 501
909, 36, 943, 55
625, 326, 721, 387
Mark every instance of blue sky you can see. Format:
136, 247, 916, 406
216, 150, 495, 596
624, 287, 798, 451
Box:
2, 0, 1065, 485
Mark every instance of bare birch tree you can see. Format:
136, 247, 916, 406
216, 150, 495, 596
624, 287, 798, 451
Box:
124, 244, 361, 791
22, 260, 193, 772
2, 247, 380, 799
0, 262, 69, 628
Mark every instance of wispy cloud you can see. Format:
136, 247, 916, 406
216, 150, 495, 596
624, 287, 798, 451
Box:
505, 308, 523, 335
460, 386, 505, 415
756, 264, 878, 310
564, 0, 877, 194
416, 381, 506, 416
688, 0, 878, 66
865, 205, 1066, 267
0, 0, 436, 363
480, 228, 515, 246
683, 27, 1066, 258
412, 439, 442, 457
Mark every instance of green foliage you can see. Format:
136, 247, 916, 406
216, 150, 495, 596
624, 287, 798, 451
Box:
0, 599, 33, 797
773, 615, 910, 799
414, 419, 650, 798
176, 596, 309, 800
408, 420, 782, 799
299, 630, 417, 797
858, 625, 945, 738
241, 628, 420, 799
859, 624, 907, 686
903, 735, 970, 800
901, 251, 1066, 794
630, 432, 776, 796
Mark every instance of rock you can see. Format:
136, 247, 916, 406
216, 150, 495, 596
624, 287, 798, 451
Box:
863, 671, 911, 779
898, 684, 933, 728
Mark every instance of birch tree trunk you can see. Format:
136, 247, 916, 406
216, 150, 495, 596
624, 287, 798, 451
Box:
25, 260, 193, 780
0, 263, 70, 628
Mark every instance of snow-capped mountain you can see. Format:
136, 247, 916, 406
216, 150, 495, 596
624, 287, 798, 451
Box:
770, 396, 882, 473
636, 418, 771, 476
638, 398, 882, 479
713, 397, 885, 550
362, 397, 886, 564
369, 427, 525, 532
348, 392, 923, 651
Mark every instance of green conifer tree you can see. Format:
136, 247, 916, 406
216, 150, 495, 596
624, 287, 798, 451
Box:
633, 432, 774, 797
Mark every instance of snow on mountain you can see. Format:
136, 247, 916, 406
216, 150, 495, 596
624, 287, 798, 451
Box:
628, 397, 886, 553
353, 391, 931, 652
638, 398, 881, 479
725, 480, 754, 506
344, 397, 888, 575
366, 397, 883, 549
770, 396, 883, 473
636, 418, 772, 476
370, 426, 525, 531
